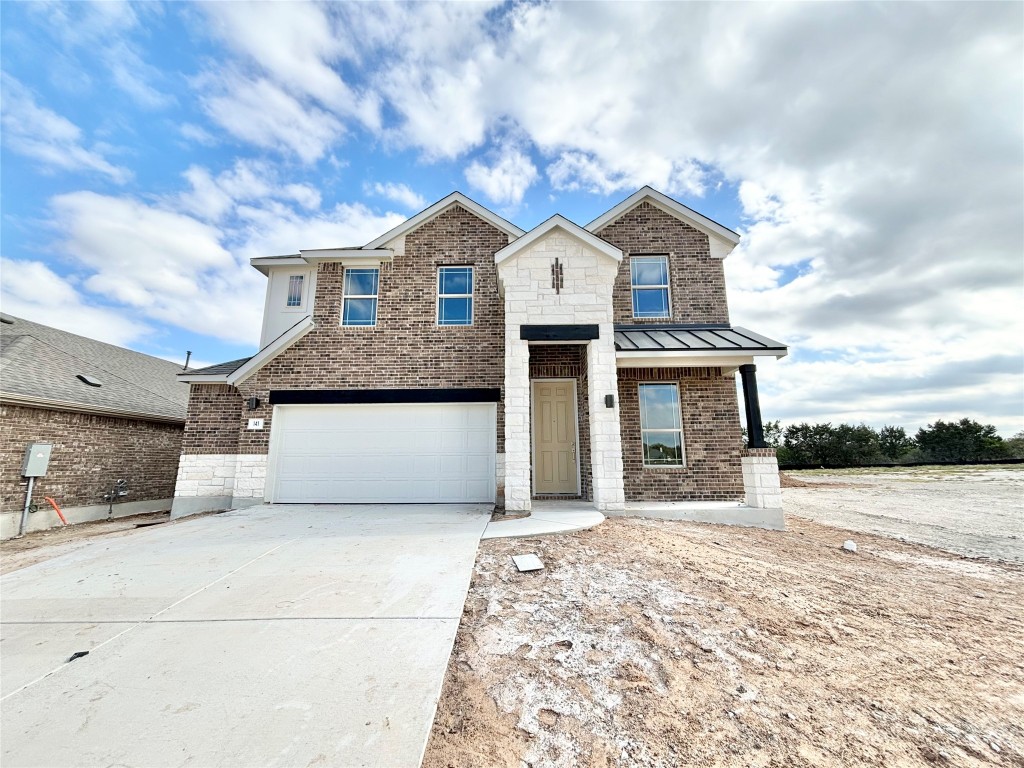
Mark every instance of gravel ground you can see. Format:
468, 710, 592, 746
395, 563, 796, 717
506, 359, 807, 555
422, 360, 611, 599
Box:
424, 469, 1024, 768
782, 466, 1023, 564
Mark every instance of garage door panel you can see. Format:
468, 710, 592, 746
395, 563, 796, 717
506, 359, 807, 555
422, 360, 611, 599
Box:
269, 403, 496, 503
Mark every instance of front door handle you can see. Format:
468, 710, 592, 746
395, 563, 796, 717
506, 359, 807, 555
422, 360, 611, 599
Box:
571, 442, 576, 459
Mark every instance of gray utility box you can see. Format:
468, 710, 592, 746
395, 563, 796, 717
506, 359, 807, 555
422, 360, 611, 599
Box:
22, 443, 53, 477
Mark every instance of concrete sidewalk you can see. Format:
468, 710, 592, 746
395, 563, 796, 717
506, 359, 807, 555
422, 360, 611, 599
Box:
1, 503, 491, 768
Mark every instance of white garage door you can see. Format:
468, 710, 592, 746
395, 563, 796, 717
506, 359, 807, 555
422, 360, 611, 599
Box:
267, 403, 496, 503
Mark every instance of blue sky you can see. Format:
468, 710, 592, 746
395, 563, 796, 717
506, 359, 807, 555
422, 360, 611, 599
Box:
2, 1, 1022, 435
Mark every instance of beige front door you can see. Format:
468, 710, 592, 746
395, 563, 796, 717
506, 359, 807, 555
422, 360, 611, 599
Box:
532, 379, 579, 495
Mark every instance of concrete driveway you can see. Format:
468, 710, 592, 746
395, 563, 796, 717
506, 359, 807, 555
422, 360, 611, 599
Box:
1, 503, 491, 768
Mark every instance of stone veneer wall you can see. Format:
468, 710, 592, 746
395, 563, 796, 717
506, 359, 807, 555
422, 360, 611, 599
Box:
617, 367, 745, 502
528, 344, 592, 500
497, 230, 624, 512
1, 403, 182, 515
742, 447, 782, 509
595, 201, 731, 325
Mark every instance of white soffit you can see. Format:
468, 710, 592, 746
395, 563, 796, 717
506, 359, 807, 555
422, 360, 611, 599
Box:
586, 186, 741, 256
494, 214, 622, 265
362, 191, 526, 250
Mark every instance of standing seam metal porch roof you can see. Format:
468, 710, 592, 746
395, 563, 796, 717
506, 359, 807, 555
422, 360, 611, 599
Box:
614, 324, 787, 354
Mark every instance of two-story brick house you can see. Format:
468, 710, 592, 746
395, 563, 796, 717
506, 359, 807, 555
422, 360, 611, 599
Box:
174, 187, 787, 525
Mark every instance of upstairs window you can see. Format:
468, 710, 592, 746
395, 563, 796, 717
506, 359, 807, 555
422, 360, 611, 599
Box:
342, 268, 379, 326
631, 255, 670, 319
437, 266, 474, 326
639, 383, 685, 466
286, 275, 304, 307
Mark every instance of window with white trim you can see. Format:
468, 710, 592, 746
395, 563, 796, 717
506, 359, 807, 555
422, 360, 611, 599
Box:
639, 383, 685, 466
286, 275, 304, 307
342, 267, 379, 326
437, 266, 473, 326
631, 255, 670, 318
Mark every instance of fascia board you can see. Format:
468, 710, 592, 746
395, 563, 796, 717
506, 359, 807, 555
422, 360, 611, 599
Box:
249, 256, 305, 275
586, 186, 740, 251
615, 348, 788, 368
362, 192, 525, 250
227, 316, 315, 386
494, 215, 622, 265
0, 391, 186, 424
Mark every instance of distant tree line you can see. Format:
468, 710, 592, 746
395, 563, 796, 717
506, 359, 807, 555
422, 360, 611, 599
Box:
748, 418, 1024, 468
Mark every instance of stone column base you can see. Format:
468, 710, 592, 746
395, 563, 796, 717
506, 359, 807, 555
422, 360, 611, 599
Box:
741, 448, 782, 509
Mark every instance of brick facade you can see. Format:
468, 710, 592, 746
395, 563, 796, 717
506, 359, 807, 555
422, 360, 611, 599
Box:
596, 201, 731, 325
1, 404, 182, 512
178, 193, 768, 511
617, 367, 745, 502
182, 383, 241, 454
214, 205, 509, 457
528, 344, 592, 500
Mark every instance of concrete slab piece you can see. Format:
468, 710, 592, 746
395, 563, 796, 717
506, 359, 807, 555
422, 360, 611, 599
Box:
613, 502, 786, 531
1, 503, 490, 768
2, 619, 458, 768
483, 504, 605, 540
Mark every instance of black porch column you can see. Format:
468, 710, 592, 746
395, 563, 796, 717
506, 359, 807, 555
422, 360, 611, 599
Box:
739, 364, 766, 448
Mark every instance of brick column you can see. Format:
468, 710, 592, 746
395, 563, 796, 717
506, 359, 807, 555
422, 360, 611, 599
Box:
587, 327, 625, 512
503, 334, 532, 511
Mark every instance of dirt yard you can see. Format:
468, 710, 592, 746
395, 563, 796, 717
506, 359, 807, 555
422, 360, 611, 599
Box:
424, 484, 1024, 766
783, 466, 1023, 564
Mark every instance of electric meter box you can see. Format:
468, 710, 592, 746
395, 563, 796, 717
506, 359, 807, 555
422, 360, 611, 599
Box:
21, 443, 53, 477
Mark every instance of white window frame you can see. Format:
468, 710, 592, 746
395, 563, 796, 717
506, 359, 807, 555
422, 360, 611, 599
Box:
436, 265, 474, 327
285, 274, 304, 309
631, 254, 671, 319
638, 382, 686, 467
341, 267, 379, 327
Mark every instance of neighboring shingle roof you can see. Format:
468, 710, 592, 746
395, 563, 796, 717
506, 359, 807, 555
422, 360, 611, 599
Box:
614, 324, 787, 353
0, 314, 189, 421
186, 357, 252, 376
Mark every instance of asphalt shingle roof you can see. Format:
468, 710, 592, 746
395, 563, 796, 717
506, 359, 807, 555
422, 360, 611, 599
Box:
0, 314, 189, 421
186, 357, 252, 376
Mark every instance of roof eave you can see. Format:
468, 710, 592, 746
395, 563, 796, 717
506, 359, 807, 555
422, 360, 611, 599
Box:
494, 214, 622, 265
586, 186, 740, 252
363, 192, 526, 250
0, 392, 186, 424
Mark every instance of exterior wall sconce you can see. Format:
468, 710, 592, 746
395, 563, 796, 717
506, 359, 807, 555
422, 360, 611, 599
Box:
246, 397, 261, 411
605, 394, 615, 408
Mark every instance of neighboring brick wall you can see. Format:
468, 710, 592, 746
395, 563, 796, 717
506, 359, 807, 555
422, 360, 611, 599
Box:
226, 205, 509, 456
528, 344, 592, 500
596, 201, 730, 325
181, 384, 241, 455
617, 367, 745, 501
0, 404, 182, 512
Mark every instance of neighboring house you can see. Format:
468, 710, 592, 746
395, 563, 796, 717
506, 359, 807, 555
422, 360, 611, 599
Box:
0, 314, 188, 538
175, 187, 787, 525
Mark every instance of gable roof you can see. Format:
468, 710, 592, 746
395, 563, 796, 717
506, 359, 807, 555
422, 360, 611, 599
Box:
586, 186, 740, 252
362, 191, 525, 250
0, 314, 189, 422
494, 214, 622, 265
178, 315, 314, 385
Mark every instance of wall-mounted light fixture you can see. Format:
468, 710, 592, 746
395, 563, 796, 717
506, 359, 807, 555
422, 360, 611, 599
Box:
605, 394, 615, 408
246, 396, 261, 411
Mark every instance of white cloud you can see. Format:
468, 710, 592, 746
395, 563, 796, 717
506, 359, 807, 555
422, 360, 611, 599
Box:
0, 258, 153, 347
198, 71, 344, 164
25, 1, 173, 109
364, 182, 426, 211
34, 183, 406, 349
465, 144, 538, 206
1, 74, 131, 182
